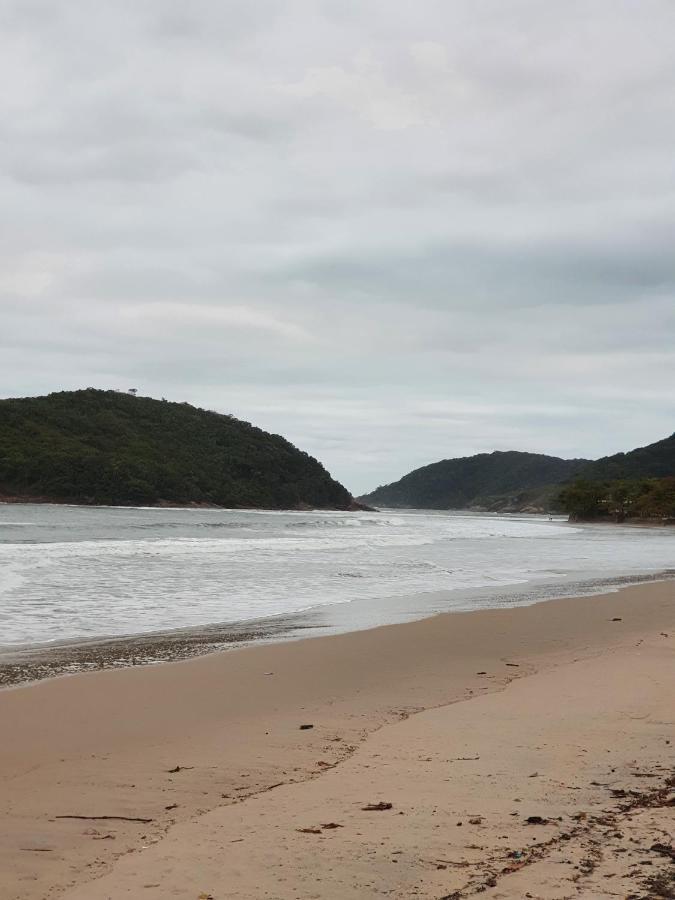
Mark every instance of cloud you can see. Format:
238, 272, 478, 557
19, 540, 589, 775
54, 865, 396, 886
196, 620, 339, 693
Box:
1, 1, 674, 493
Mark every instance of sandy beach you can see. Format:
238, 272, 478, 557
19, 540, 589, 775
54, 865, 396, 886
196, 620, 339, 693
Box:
1, 581, 673, 900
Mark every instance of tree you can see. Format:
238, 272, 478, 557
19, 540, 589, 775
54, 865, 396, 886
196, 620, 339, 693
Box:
558, 480, 608, 519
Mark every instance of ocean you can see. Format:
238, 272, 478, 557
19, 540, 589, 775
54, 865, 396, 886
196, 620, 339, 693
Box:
0, 503, 673, 653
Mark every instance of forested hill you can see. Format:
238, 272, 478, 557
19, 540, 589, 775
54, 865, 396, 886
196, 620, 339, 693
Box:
359, 451, 589, 511
0, 390, 356, 510
359, 432, 675, 512
581, 432, 675, 482
557, 433, 675, 520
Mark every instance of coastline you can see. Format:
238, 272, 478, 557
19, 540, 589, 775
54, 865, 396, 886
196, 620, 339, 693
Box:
0, 496, 371, 512
1, 579, 673, 899
2, 568, 674, 688
4, 495, 672, 521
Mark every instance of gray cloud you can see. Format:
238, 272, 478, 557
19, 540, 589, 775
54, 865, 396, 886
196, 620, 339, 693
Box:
1, 1, 674, 493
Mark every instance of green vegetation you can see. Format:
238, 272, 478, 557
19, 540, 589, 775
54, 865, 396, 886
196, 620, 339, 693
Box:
0, 389, 355, 509
558, 433, 675, 520
582, 432, 675, 482
359, 451, 588, 511
359, 433, 675, 514
558, 477, 675, 521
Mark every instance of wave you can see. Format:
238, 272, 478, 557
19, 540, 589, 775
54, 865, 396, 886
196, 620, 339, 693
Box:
1, 507, 672, 650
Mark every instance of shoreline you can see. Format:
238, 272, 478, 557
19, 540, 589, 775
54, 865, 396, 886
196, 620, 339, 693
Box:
0, 496, 371, 512
4, 495, 673, 522
2, 568, 674, 689
1, 579, 673, 899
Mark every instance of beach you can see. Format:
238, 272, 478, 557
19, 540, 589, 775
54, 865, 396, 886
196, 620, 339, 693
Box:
4, 4, 675, 899
1, 580, 673, 899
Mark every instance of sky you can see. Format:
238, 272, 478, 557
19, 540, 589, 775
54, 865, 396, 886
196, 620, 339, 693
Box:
1, 1, 674, 495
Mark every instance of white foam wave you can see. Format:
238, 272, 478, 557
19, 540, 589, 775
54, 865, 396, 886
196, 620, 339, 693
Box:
0, 505, 670, 648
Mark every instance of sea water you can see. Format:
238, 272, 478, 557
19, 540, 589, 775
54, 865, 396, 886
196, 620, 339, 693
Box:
0, 504, 673, 649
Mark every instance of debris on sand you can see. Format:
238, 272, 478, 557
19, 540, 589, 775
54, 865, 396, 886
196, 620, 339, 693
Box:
643, 870, 675, 897
55, 814, 154, 824
650, 843, 675, 860
362, 802, 393, 811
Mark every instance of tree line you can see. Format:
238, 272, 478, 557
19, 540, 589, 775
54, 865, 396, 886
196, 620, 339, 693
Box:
558, 477, 675, 521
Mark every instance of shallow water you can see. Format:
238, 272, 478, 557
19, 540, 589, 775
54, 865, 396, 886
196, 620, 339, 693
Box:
0, 504, 673, 651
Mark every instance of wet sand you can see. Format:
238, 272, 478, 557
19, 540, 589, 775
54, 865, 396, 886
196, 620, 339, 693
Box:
2, 571, 672, 689
1, 581, 673, 899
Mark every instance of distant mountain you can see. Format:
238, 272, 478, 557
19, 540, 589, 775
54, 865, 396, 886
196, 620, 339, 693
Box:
359, 433, 675, 512
581, 432, 675, 482
0, 389, 357, 510
558, 475, 675, 521
557, 433, 675, 521
359, 451, 589, 512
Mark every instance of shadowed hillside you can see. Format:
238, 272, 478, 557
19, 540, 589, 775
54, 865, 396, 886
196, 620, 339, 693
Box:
582, 432, 675, 482
359, 433, 675, 513
0, 389, 356, 510
359, 451, 588, 511
558, 433, 675, 521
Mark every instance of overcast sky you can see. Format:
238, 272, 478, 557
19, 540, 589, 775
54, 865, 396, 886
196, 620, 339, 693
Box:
1, 1, 674, 494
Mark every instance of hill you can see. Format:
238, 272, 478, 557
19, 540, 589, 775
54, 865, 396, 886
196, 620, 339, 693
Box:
581, 432, 675, 482
359, 451, 589, 511
359, 432, 675, 512
557, 433, 675, 520
558, 476, 675, 521
0, 389, 356, 510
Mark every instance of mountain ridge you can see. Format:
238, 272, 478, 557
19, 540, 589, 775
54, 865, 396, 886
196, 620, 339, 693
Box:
582, 432, 675, 482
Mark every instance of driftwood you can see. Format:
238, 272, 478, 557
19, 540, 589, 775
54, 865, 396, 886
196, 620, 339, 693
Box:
55, 815, 154, 823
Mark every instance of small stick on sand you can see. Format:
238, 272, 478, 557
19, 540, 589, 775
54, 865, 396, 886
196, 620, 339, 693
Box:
55, 815, 154, 823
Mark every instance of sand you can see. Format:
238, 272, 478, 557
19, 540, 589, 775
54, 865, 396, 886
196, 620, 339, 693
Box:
1, 581, 673, 899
